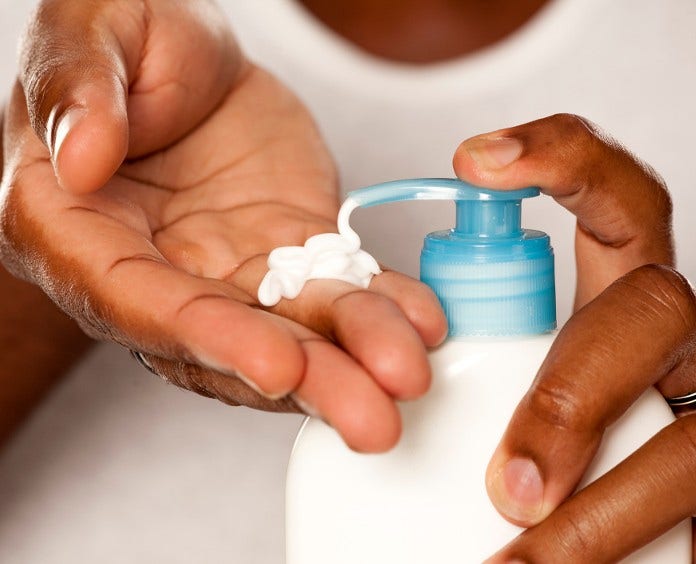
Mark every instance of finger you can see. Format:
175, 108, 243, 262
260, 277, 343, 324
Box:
94, 261, 305, 400
485, 265, 696, 526
19, 0, 241, 193
93, 261, 305, 400
370, 270, 449, 348
142, 319, 403, 453
3, 173, 305, 399
289, 328, 403, 453
229, 255, 447, 401
19, 0, 136, 193
139, 351, 304, 413
148, 200, 447, 351
298, 284, 434, 400
452, 114, 674, 308
486, 415, 696, 564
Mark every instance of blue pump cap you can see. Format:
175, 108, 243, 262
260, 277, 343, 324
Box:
347, 178, 556, 336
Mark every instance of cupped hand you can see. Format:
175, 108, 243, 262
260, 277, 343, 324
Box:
0, 0, 446, 453
455, 115, 694, 560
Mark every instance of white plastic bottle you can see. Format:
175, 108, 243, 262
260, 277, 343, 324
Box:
285, 179, 691, 563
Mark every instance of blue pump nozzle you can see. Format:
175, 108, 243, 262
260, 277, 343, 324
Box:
347, 178, 556, 336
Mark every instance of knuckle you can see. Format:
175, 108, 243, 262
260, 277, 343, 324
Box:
398, 279, 443, 319
151, 356, 207, 394
331, 288, 395, 328
20, 10, 121, 135
546, 506, 609, 562
69, 289, 124, 344
75, 300, 114, 341
159, 357, 273, 410
545, 114, 623, 182
172, 361, 217, 399
526, 374, 595, 433
334, 288, 383, 310
542, 114, 605, 190
624, 264, 696, 331
547, 113, 597, 145
549, 112, 591, 129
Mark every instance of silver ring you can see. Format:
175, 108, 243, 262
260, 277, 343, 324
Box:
666, 391, 696, 409
130, 349, 157, 375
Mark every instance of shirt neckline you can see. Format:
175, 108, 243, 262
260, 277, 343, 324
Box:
261, 0, 599, 99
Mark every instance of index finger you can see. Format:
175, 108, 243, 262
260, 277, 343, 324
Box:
453, 114, 674, 309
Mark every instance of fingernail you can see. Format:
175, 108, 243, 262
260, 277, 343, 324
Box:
466, 137, 523, 169
489, 457, 544, 523
51, 106, 87, 164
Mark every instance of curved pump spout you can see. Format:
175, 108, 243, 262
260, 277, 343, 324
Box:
349, 178, 555, 336
260, 177, 555, 336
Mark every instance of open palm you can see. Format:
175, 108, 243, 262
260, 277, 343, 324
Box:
1, 0, 445, 452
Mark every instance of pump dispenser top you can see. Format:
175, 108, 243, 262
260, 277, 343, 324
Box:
348, 178, 556, 336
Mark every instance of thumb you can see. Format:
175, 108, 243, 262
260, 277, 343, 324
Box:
19, 1, 144, 194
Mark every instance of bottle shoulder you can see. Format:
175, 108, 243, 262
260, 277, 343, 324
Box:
434, 331, 558, 349
428, 332, 556, 379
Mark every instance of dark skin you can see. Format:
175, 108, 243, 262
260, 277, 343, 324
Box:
0, 0, 549, 447
299, 0, 550, 63
0, 264, 92, 447
0, 109, 93, 448
2, 1, 696, 561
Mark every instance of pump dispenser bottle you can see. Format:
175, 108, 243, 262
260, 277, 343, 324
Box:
285, 179, 690, 563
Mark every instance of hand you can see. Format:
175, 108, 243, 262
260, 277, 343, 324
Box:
0, 0, 447, 452
454, 115, 690, 560
485, 264, 696, 562
453, 113, 674, 310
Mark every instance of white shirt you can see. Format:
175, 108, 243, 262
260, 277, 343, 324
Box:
1, 1, 695, 562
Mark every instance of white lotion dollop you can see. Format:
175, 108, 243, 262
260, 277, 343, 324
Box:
258, 197, 381, 307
